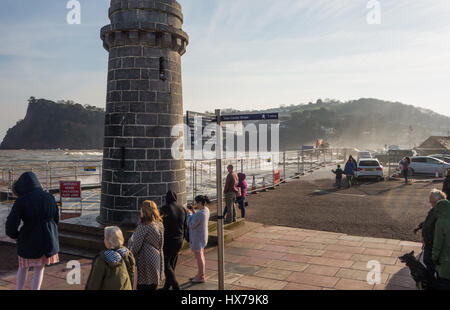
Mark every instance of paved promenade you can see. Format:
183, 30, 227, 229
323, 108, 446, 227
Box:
0, 223, 421, 290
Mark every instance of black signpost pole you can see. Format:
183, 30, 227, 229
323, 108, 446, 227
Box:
215, 109, 225, 291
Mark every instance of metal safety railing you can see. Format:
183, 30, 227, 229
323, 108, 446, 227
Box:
185, 148, 350, 204
0, 148, 354, 203
0, 160, 103, 200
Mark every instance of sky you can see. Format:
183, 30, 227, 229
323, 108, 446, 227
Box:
0, 0, 450, 140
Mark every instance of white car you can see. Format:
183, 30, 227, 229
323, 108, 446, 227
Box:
356, 159, 384, 181
408, 156, 450, 177
357, 151, 372, 161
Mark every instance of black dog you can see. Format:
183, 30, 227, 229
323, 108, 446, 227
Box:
398, 251, 438, 290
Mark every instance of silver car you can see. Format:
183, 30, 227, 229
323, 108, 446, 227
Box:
408, 156, 450, 177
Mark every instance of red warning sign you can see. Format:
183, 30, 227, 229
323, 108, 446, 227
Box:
60, 181, 81, 198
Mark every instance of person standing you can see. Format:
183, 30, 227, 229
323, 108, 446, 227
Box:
236, 173, 248, 219
401, 157, 411, 184
223, 165, 238, 224
5, 172, 60, 290
432, 195, 450, 290
442, 170, 450, 199
351, 156, 359, 185
414, 189, 444, 276
160, 190, 187, 290
344, 157, 356, 188
332, 165, 344, 189
85, 226, 135, 290
188, 195, 211, 283
130, 200, 165, 290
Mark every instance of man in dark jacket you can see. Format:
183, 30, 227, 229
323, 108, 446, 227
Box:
160, 190, 187, 290
414, 189, 445, 276
6, 172, 60, 290
442, 171, 450, 199
432, 198, 450, 290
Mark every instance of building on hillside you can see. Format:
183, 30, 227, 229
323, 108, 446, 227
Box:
416, 136, 450, 155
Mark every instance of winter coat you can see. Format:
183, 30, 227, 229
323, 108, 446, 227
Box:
237, 173, 248, 198
188, 208, 210, 252
344, 161, 355, 176
432, 199, 450, 280
5, 172, 59, 259
130, 222, 165, 286
160, 190, 188, 241
418, 207, 438, 247
85, 247, 135, 290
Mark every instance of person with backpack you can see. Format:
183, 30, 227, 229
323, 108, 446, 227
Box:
160, 190, 187, 290
5, 172, 60, 290
85, 226, 135, 290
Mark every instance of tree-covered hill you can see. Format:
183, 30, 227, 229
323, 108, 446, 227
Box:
0, 97, 104, 150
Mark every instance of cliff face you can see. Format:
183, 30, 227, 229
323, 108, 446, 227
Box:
0, 99, 105, 150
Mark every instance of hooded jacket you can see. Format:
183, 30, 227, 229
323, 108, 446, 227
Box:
237, 173, 248, 198
160, 190, 187, 241
432, 199, 450, 280
5, 172, 59, 259
85, 247, 135, 290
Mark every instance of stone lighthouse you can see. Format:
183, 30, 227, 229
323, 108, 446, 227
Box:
99, 0, 188, 225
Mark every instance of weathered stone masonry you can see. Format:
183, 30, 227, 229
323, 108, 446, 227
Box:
99, 0, 188, 225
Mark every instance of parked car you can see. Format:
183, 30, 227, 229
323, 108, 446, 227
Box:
356, 159, 384, 181
428, 154, 450, 164
405, 156, 450, 177
357, 151, 372, 161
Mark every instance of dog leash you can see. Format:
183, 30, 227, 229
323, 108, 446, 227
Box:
418, 251, 424, 262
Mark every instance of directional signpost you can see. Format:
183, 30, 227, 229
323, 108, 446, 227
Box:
213, 110, 279, 290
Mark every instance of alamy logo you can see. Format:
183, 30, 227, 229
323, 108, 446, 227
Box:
171, 117, 280, 162
367, 260, 382, 285
67, 0, 81, 25
66, 260, 81, 285
367, 0, 381, 25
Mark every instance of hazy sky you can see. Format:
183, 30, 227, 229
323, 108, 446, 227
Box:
0, 0, 450, 140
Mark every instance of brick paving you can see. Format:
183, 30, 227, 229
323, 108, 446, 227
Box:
0, 223, 421, 290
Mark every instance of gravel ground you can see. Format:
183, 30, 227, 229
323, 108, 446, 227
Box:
245, 176, 442, 242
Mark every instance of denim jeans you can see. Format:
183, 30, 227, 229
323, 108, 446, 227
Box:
237, 196, 246, 219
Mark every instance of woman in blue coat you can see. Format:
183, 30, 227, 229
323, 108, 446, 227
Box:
5, 172, 60, 290
344, 157, 356, 188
